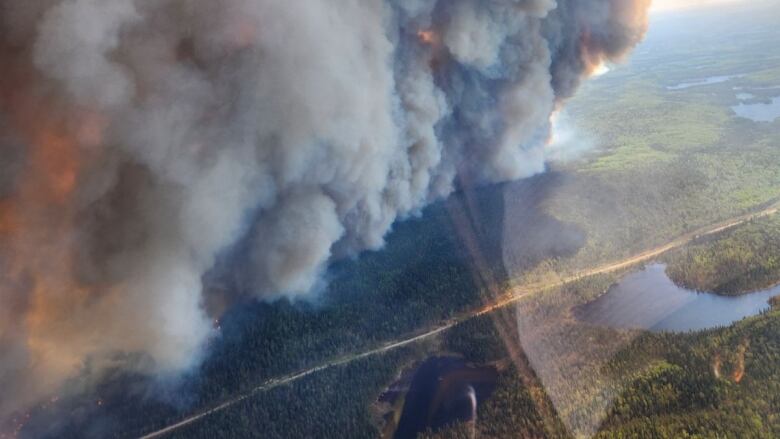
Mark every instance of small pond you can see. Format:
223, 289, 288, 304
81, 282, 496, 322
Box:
576, 264, 778, 332
394, 357, 497, 439
731, 96, 780, 122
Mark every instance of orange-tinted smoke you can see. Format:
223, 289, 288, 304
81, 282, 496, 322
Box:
579, 0, 651, 76
0, 48, 106, 390
417, 29, 438, 45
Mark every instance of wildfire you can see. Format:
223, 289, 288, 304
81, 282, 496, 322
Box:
712, 339, 749, 384
0, 55, 110, 406
417, 29, 438, 45
577, 27, 617, 79
732, 339, 749, 383
546, 110, 561, 145
590, 62, 611, 77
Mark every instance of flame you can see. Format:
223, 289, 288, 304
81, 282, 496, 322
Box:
578, 0, 650, 77
417, 29, 438, 45
549, 110, 561, 144
732, 339, 749, 383
579, 29, 608, 77
712, 339, 749, 383
590, 62, 611, 77
732, 366, 745, 383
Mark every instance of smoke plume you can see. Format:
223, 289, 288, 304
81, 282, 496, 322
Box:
0, 0, 650, 419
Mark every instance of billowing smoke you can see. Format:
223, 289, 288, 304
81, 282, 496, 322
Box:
0, 0, 650, 419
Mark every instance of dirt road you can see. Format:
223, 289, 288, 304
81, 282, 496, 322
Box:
140, 203, 779, 438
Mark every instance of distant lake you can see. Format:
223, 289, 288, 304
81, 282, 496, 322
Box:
667, 75, 742, 91
576, 264, 778, 332
732, 97, 780, 122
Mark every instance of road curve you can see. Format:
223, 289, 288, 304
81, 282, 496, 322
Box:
139, 203, 779, 438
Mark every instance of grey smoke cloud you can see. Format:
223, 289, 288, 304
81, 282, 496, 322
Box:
0, 0, 650, 420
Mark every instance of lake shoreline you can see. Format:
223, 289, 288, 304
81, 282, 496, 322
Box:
575, 263, 779, 333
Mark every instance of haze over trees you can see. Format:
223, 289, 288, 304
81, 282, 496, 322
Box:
9, 2, 780, 438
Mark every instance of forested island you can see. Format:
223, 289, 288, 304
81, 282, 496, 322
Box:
664, 216, 780, 295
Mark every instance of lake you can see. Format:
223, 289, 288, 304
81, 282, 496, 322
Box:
667, 74, 742, 90
732, 96, 780, 122
575, 264, 778, 332
393, 357, 497, 439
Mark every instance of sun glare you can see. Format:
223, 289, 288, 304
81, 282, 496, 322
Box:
651, 0, 745, 13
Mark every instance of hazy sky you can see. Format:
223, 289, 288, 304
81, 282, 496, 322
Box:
651, 0, 745, 13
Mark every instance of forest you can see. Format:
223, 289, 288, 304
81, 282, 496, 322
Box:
16, 6, 780, 438
664, 216, 780, 295
425, 271, 780, 438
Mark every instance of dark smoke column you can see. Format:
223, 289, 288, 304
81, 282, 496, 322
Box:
0, 0, 650, 420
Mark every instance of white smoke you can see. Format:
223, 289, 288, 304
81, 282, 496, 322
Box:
0, 0, 650, 419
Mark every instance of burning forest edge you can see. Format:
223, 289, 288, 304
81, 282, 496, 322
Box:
0, 0, 651, 424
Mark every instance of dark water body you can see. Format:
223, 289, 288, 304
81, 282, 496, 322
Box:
576, 264, 779, 333
732, 96, 780, 122
394, 357, 497, 439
